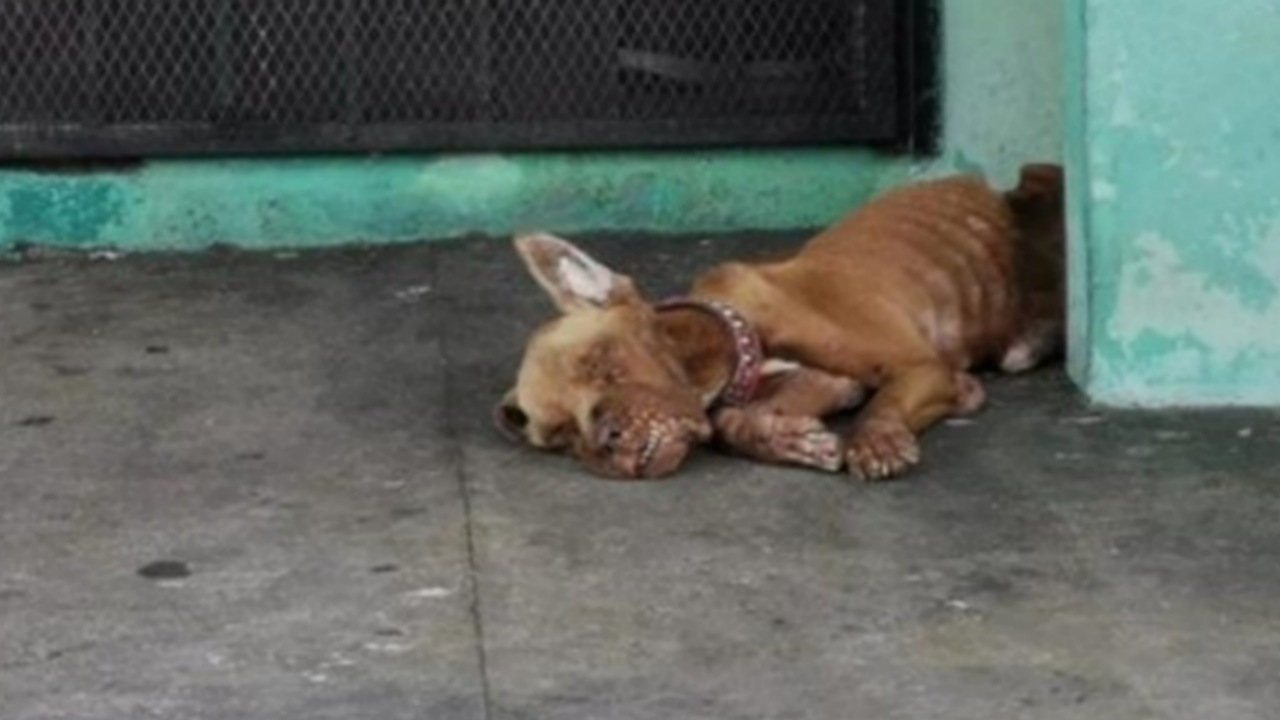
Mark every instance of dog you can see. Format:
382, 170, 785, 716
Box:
495, 164, 1065, 481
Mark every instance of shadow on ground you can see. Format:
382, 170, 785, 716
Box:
2, 234, 1279, 720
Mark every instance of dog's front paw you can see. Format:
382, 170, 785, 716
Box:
846, 420, 920, 482
761, 415, 845, 472
713, 409, 844, 472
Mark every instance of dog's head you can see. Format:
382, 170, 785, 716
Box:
495, 233, 713, 480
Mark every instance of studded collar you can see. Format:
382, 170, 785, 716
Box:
655, 297, 764, 407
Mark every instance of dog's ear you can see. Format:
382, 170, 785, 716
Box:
513, 233, 639, 313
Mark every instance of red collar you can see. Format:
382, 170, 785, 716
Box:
655, 297, 764, 407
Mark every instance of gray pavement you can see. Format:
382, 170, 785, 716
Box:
3, 234, 1279, 720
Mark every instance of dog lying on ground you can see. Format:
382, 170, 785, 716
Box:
495, 164, 1065, 481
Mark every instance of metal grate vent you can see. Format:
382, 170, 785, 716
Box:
0, 0, 936, 159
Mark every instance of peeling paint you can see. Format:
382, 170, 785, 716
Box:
1109, 229, 1280, 367
1090, 180, 1117, 202
1070, 0, 1280, 406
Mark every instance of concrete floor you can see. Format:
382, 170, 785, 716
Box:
3, 233, 1280, 720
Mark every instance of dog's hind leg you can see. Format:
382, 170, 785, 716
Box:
711, 364, 862, 473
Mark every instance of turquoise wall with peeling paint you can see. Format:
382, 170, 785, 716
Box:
1, 1, 1063, 252
1067, 0, 1280, 407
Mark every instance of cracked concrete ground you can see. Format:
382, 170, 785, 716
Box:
3, 233, 1280, 720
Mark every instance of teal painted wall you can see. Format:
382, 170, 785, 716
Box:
0, 153, 910, 252
0, 1, 1063, 252
1067, 0, 1280, 407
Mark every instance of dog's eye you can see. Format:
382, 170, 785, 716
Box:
575, 340, 630, 385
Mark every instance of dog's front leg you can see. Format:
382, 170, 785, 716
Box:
711, 365, 863, 473
845, 361, 984, 481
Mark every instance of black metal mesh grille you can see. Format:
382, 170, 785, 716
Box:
0, 0, 935, 159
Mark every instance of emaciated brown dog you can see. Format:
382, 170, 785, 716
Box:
496, 164, 1065, 481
